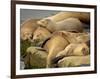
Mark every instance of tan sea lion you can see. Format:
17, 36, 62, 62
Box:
58, 55, 90, 67
52, 31, 90, 43
43, 33, 69, 68
56, 43, 89, 59
37, 12, 90, 26
20, 19, 39, 41
38, 18, 84, 32
30, 27, 51, 46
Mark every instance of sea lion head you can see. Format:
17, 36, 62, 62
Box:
31, 27, 51, 46
37, 18, 50, 27
20, 28, 33, 41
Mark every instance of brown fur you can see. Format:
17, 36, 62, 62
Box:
37, 12, 90, 26
30, 27, 51, 46
32, 27, 51, 42
58, 55, 90, 67
43, 33, 69, 68
56, 43, 89, 58
20, 19, 39, 41
43, 31, 89, 67
53, 31, 89, 43
38, 18, 84, 32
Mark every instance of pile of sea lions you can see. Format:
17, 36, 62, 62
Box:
20, 11, 90, 68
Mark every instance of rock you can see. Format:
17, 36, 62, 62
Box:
24, 47, 48, 69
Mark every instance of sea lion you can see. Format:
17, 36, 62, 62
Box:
20, 19, 39, 41
57, 55, 90, 67
38, 18, 84, 32
52, 31, 90, 43
43, 32, 69, 68
31, 27, 51, 46
37, 12, 90, 26
56, 43, 89, 59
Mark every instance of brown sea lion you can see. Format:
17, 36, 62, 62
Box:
37, 12, 90, 27
31, 27, 51, 46
20, 19, 39, 41
56, 43, 89, 59
43, 33, 69, 68
57, 55, 90, 67
38, 18, 84, 33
